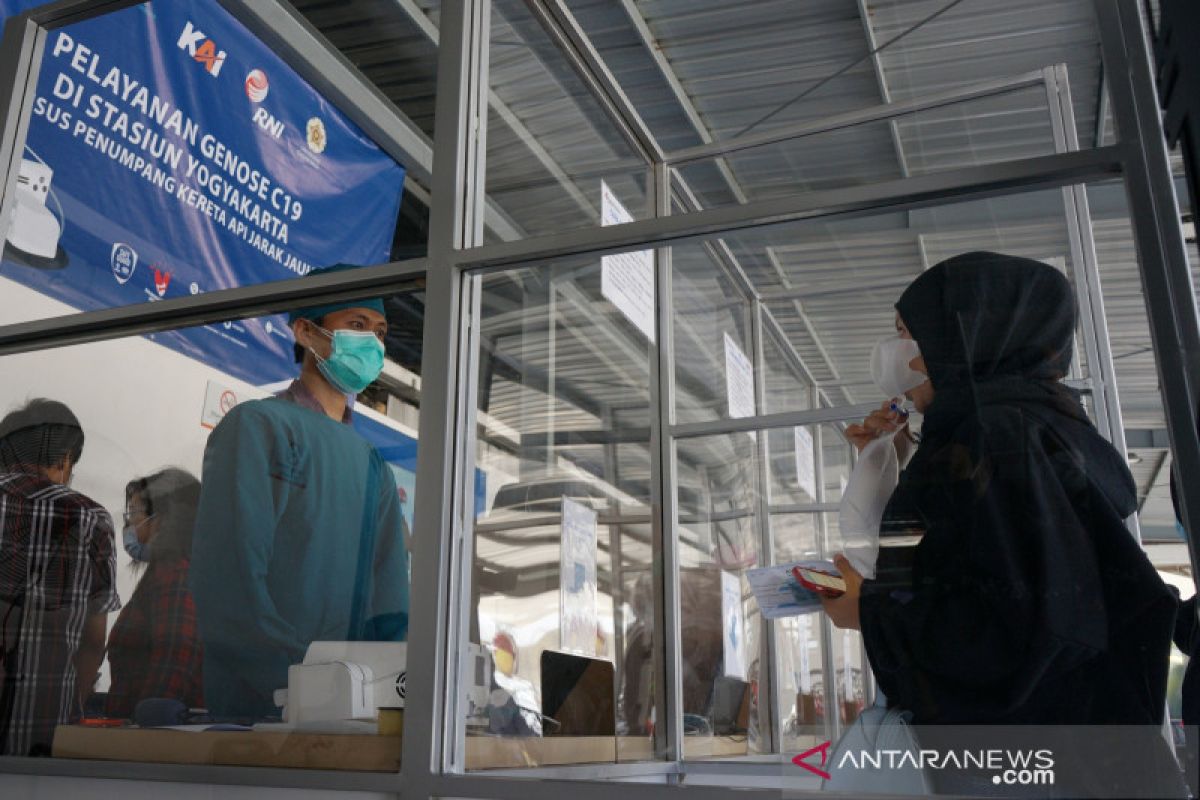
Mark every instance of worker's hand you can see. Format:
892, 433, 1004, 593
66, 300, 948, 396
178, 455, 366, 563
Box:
845, 401, 908, 452
819, 554, 864, 630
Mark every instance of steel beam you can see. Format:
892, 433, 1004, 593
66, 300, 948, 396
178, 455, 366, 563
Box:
855, 0, 910, 177
613, 0, 746, 202
649, 160, 684, 766
673, 403, 883, 440
0, 258, 427, 356
402, 0, 489, 787
522, 0, 663, 163
665, 71, 1047, 166
1094, 0, 1200, 608
453, 148, 1124, 273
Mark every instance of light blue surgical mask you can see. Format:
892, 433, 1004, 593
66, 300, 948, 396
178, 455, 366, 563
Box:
123, 524, 149, 562
310, 325, 386, 395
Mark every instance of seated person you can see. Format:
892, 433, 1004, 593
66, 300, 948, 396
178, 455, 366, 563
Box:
104, 468, 204, 718
190, 266, 409, 719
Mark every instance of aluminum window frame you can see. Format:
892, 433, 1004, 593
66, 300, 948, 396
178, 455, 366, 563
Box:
0, 0, 1195, 797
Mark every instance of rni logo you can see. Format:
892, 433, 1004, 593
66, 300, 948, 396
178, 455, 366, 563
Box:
177, 22, 226, 77
792, 740, 832, 780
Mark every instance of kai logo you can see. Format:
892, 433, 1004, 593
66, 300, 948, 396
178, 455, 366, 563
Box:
177, 21, 226, 77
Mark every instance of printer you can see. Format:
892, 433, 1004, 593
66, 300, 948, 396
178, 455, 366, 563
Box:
275, 641, 407, 727
276, 641, 495, 729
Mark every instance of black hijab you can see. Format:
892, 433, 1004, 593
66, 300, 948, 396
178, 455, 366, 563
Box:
895, 250, 1088, 444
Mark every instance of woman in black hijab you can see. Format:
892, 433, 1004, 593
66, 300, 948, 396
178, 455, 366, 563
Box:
821, 251, 1184, 796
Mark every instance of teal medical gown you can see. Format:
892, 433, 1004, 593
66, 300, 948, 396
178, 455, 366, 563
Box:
190, 397, 409, 719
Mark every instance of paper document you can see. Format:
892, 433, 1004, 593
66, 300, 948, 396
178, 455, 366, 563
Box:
746, 560, 840, 618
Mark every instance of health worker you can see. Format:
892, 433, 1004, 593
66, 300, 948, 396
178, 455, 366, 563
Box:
190, 264, 409, 720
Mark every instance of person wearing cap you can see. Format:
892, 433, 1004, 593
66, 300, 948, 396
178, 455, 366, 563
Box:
0, 398, 120, 755
189, 265, 409, 720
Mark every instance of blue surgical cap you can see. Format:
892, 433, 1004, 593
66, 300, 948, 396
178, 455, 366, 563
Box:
289, 264, 387, 323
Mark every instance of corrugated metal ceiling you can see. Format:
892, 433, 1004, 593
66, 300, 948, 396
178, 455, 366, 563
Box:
287, 0, 1190, 535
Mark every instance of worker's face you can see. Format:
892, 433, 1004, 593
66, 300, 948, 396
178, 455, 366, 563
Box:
896, 313, 935, 413
293, 307, 388, 362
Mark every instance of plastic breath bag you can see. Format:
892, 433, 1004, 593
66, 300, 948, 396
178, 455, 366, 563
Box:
838, 336, 926, 578
839, 428, 900, 579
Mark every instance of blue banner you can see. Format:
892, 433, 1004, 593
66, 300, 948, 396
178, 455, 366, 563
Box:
1, 0, 405, 385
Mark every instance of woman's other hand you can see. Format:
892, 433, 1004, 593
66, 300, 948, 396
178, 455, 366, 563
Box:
819, 554, 864, 630
845, 401, 908, 452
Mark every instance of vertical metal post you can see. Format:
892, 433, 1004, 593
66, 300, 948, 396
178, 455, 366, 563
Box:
1094, 0, 1200, 576
812, 411, 839, 746
0, 16, 44, 250
1043, 67, 1113, 442
1043, 64, 1140, 537
603, 408, 626, 729
547, 276, 559, 475
402, 0, 490, 788
648, 160, 683, 771
751, 301, 780, 755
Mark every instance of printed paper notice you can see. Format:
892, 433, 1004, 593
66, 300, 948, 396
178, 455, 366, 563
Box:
600, 181, 655, 341
794, 426, 817, 500
560, 497, 599, 656
724, 332, 755, 419
721, 571, 748, 680
746, 560, 840, 618
201, 380, 242, 429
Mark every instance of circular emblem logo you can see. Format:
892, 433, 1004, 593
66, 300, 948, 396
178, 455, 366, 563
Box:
306, 117, 327, 154
110, 243, 138, 285
245, 69, 269, 103
395, 671, 406, 701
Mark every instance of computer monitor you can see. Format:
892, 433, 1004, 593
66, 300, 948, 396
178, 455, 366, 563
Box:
709, 675, 751, 735
540, 650, 615, 736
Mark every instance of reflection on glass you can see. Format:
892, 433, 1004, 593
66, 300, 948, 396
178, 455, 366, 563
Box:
467, 261, 654, 768
0, 285, 422, 769
763, 331, 812, 416
676, 432, 762, 758
673, 250, 754, 425
821, 426, 851, 506
777, 614, 826, 752
830, 627, 866, 728
771, 512, 826, 752
485, 0, 650, 239
674, 86, 1056, 212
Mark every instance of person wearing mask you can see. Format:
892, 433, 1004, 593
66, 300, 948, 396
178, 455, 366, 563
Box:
821, 252, 1183, 796
0, 399, 119, 755
190, 264, 409, 720
103, 468, 203, 718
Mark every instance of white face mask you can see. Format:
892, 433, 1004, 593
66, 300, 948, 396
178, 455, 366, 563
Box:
870, 335, 927, 399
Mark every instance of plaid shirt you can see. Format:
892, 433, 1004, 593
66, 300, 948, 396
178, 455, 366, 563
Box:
104, 558, 204, 717
0, 470, 120, 755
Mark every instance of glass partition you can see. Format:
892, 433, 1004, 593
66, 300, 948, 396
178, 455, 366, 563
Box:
484, 0, 651, 240
673, 84, 1059, 211
465, 257, 655, 769
0, 283, 423, 768
674, 431, 763, 758
672, 247, 755, 425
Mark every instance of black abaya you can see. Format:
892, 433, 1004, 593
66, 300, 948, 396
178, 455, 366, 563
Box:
858, 252, 1184, 797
